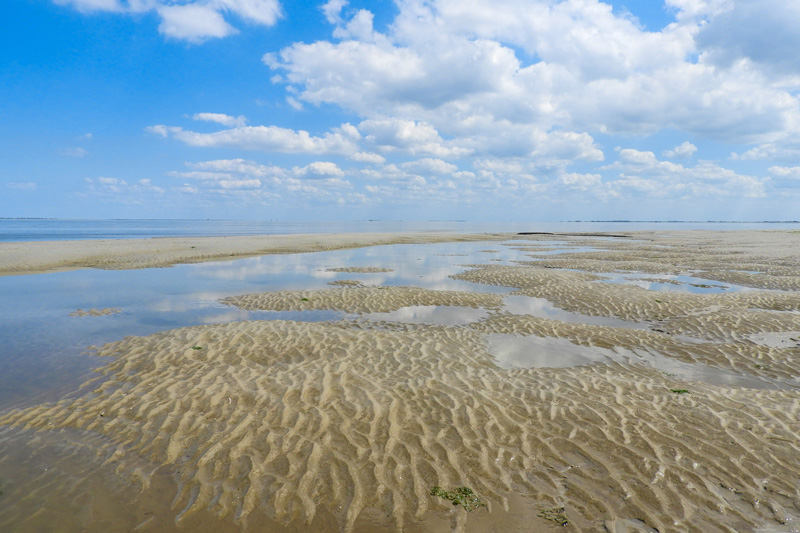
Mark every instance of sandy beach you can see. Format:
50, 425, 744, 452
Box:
1, 230, 799, 532
0, 232, 511, 276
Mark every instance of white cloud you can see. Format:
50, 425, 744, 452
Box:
358, 118, 470, 158
294, 161, 345, 179
188, 159, 285, 176
401, 158, 457, 175
768, 166, 800, 180
84, 175, 166, 197
215, 0, 281, 26
605, 148, 766, 198
219, 179, 262, 189
557, 173, 602, 191
286, 97, 303, 111
348, 151, 385, 164
265, 0, 800, 150
695, 0, 800, 75
332, 9, 380, 42
157, 4, 236, 42
322, 0, 347, 25
97, 176, 126, 185
663, 141, 698, 159
147, 124, 359, 154
54, 0, 280, 43
58, 147, 89, 158
732, 143, 800, 162
192, 113, 247, 127
6, 182, 37, 191
54, 0, 122, 12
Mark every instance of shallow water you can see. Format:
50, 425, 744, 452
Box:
594, 271, 756, 293
361, 305, 489, 326
2, 233, 800, 533
0, 240, 533, 410
486, 334, 782, 389
2, 237, 780, 410
502, 294, 646, 329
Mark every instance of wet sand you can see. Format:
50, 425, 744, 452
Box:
0, 232, 510, 276
1, 230, 800, 532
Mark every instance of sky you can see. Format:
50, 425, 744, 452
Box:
1, 0, 799, 221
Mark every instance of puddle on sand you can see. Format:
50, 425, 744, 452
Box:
746, 331, 800, 349
361, 305, 489, 326
503, 295, 646, 329
488, 334, 611, 369
594, 272, 754, 294
486, 334, 782, 389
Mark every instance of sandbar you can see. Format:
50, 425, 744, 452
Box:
1, 230, 799, 532
0, 232, 511, 276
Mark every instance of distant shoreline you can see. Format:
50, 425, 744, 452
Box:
2, 229, 799, 277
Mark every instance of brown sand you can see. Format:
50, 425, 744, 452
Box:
69, 307, 122, 317
1, 231, 800, 532
0, 232, 510, 276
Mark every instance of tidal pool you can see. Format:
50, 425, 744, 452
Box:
502, 294, 645, 329
486, 333, 783, 389
361, 305, 489, 326
0, 240, 531, 410
594, 272, 756, 293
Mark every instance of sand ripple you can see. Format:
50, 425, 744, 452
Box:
223, 286, 504, 315
2, 316, 800, 531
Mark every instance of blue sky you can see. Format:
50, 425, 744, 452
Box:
2, 0, 799, 221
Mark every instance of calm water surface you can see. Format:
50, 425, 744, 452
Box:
0, 235, 783, 411
0, 241, 530, 409
2, 218, 799, 242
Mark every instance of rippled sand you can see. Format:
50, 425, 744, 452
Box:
1, 231, 800, 532
69, 307, 122, 317
0, 232, 509, 276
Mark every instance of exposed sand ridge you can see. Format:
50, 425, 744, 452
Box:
0, 232, 511, 276
1, 230, 799, 532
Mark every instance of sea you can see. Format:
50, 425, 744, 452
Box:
1, 218, 799, 242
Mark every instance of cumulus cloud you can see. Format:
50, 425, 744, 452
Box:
218, 179, 262, 189
192, 113, 247, 127
156, 4, 235, 42
147, 123, 359, 154
732, 143, 800, 162
53, 0, 281, 42
663, 141, 698, 159
348, 151, 385, 164
84, 176, 167, 197
321, 0, 347, 25
768, 166, 800, 180
400, 158, 458, 175
264, 0, 800, 150
358, 118, 470, 158
294, 161, 345, 179
557, 172, 603, 191
695, 0, 800, 75
605, 148, 766, 198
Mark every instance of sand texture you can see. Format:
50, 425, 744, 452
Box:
0, 232, 509, 276
69, 307, 122, 317
222, 286, 504, 314
1, 230, 800, 532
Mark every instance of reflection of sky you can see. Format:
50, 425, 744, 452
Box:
593, 272, 755, 293
0, 240, 544, 409
0, 238, 782, 409
362, 305, 488, 326
486, 334, 785, 389
503, 295, 645, 329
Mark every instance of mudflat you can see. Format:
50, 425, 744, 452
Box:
1, 230, 799, 532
